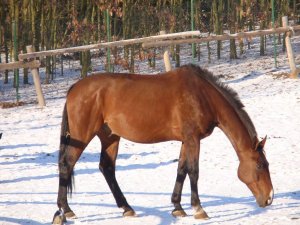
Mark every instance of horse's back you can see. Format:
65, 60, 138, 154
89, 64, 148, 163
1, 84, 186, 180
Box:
66, 70, 215, 143
66, 72, 185, 142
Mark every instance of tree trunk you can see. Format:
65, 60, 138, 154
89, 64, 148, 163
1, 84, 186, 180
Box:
228, 0, 237, 59
45, 3, 52, 84
51, 1, 57, 80
81, 51, 91, 78
207, 42, 211, 63
212, 0, 223, 59
12, 2, 20, 90
123, 0, 131, 68
30, 0, 38, 51
22, 1, 29, 84
175, 45, 180, 67
4, 25, 9, 84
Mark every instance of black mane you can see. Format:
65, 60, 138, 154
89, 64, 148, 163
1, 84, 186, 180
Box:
182, 64, 245, 109
181, 64, 258, 146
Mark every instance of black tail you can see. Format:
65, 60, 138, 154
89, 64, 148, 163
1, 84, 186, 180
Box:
59, 103, 74, 196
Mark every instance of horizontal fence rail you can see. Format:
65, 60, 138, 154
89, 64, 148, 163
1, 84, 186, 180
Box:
16, 26, 300, 62
0, 17, 299, 107
18, 31, 201, 61
0, 60, 40, 71
143, 25, 300, 48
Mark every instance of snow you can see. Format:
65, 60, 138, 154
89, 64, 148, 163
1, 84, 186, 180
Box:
1, 35, 300, 225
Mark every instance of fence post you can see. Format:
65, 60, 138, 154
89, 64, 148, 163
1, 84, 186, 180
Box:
271, 0, 277, 68
282, 16, 299, 79
13, 20, 20, 101
191, 0, 196, 60
26, 45, 46, 107
159, 30, 172, 72
164, 50, 172, 72
106, 9, 112, 72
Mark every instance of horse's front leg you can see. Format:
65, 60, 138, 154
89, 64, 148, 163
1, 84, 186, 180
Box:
171, 143, 188, 217
187, 158, 209, 219
186, 138, 209, 219
172, 138, 209, 219
98, 133, 135, 217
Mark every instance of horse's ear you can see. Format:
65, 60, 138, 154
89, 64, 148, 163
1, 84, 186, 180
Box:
259, 136, 267, 149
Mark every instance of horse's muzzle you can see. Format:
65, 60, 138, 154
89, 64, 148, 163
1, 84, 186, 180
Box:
266, 189, 274, 206
258, 189, 274, 208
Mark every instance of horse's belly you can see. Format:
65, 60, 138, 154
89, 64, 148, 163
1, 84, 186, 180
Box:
105, 115, 180, 143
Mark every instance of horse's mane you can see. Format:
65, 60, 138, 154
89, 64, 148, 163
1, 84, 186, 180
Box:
181, 64, 258, 146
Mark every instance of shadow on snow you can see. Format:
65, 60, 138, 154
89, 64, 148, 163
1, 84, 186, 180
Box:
0, 191, 299, 225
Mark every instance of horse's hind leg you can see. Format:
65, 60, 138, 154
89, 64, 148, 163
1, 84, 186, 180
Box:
57, 143, 87, 219
98, 133, 135, 217
56, 104, 94, 221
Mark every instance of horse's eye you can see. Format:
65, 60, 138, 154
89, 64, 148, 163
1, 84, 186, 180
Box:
256, 163, 263, 170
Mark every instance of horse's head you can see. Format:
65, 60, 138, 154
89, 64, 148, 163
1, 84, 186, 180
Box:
237, 136, 273, 207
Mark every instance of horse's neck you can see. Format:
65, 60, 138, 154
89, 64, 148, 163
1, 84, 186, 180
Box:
215, 100, 257, 159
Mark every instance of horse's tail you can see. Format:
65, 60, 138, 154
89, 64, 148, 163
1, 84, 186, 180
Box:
59, 103, 74, 196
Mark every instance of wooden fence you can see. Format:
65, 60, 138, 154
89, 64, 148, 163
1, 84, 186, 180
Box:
0, 16, 299, 107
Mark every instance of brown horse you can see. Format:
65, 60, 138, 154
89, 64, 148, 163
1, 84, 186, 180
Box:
53, 64, 273, 224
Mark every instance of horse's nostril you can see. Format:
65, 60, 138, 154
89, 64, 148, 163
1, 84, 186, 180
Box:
266, 196, 273, 205
267, 189, 274, 205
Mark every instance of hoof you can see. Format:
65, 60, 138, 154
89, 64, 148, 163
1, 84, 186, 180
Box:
64, 211, 77, 219
194, 208, 209, 220
52, 210, 66, 225
52, 216, 63, 225
172, 209, 187, 218
122, 206, 136, 217
123, 210, 137, 217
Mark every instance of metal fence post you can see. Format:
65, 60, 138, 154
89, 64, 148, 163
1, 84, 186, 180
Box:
271, 0, 277, 68
13, 20, 20, 101
191, 0, 196, 61
106, 9, 112, 72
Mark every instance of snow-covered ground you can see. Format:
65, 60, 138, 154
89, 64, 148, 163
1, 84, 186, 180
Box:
1, 35, 300, 225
